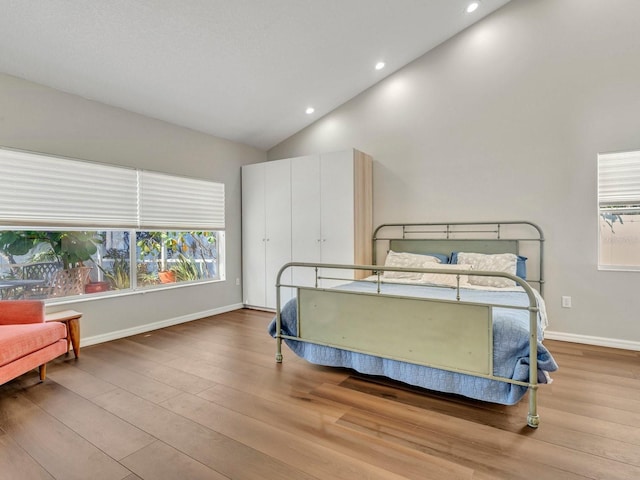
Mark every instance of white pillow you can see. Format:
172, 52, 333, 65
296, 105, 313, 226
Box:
456, 252, 518, 288
383, 250, 441, 280
420, 263, 472, 287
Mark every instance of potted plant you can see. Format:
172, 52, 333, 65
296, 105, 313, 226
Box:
0, 230, 101, 296
157, 270, 175, 283
0, 231, 101, 268
84, 280, 110, 293
97, 248, 130, 290
170, 254, 200, 282
136, 262, 160, 286
137, 232, 174, 282
51, 232, 101, 295
89, 247, 130, 293
136, 231, 216, 284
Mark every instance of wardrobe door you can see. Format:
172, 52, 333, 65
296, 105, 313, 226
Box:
264, 159, 292, 309
241, 163, 267, 307
290, 155, 321, 287
320, 150, 355, 263
320, 150, 355, 283
290, 149, 368, 287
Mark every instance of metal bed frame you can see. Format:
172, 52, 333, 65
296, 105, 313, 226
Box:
274, 221, 546, 428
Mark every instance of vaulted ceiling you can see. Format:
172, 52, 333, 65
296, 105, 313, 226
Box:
0, 1, 511, 150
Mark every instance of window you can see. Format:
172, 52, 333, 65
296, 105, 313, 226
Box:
598, 149, 640, 270
0, 147, 225, 300
0, 229, 130, 299
0, 228, 223, 299
136, 230, 223, 287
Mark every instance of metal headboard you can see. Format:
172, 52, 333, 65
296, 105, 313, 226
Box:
372, 221, 545, 296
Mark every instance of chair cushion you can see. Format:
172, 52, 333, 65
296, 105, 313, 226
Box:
0, 322, 67, 367
0, 300, 44, 325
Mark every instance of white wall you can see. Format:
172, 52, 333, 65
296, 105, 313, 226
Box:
0, 73, 266, 344
268, 0, 640, 348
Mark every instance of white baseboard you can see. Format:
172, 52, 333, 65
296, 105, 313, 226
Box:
544, 330, 640, 352
243, 304, 275, 313
80, 303, 244, 348
80, 309, 640, 353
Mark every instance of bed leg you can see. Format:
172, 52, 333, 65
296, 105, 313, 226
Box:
276, 337, 283, 363
527, 386, 539, 428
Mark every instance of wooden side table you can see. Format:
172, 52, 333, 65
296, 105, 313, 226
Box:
45, 310, 82, 358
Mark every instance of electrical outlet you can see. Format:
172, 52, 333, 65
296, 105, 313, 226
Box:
561, 296, 572, 308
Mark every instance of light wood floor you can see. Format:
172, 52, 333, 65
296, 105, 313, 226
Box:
1, 308, 639, 480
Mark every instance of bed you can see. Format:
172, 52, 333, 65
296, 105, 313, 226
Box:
268, 221, 558, 428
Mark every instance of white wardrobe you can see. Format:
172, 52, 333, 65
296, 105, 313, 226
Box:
242, 148, 372, 310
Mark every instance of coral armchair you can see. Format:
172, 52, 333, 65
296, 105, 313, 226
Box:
0, 300, 67, 385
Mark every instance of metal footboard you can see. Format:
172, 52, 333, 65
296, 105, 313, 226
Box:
274, 262, 541, 428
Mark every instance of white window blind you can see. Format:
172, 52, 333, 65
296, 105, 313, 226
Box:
0, 147, 225, 230
139, 171, 225, 230
598, 150, 640, 208
0, 148, 139, 227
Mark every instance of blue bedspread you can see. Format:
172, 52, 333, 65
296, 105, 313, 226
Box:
268, 282, 558, 405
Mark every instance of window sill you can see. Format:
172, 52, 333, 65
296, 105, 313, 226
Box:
45, 278, 226, 306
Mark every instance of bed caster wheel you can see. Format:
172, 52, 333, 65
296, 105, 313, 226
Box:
527, 414, 540, 428
276, 353, 283, 363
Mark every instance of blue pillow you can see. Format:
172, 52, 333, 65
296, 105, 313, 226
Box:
423, 253, 449, 264
450, 252, 528, 279
516, 255, 527, 279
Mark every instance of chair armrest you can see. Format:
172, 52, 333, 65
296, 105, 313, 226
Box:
0, 300, 45, 325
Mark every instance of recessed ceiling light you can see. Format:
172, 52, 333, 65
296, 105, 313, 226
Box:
375, 61, 385, 71
466, 2, 479, 13
305, 107, 315, 115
